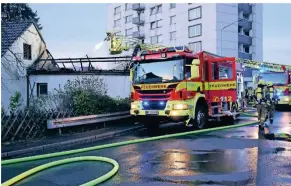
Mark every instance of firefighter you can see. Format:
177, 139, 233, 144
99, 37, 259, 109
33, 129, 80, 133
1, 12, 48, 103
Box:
266, 82, 276, 124
245, 87, 254, 106
254, 80, 268, 130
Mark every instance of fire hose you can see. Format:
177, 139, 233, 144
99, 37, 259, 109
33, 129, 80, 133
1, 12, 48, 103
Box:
2, 114, 260, 186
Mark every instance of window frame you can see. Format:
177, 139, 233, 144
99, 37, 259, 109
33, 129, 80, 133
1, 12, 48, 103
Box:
37, 83, 48, 97
125, 28, 133, 36
151, 35, 158, 44
150, 21, 156, 30
150, 7, 155, 15
188, 24, 202, 38
125, 3, 131, 11
170, 15, 176, 25
125, 15, 132, 23
156, 19, 162, 28
114, 19, 121, 27
23, 43, 32, 60
114, 31, 121, 36
170, 31, 176, 41
157, 4, 162, 13
188, 6, 202, 21
114, 6, 121, 15
188, 41, 202, 53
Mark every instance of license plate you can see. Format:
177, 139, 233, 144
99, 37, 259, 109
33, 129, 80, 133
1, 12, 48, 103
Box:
145, 110, 159, 115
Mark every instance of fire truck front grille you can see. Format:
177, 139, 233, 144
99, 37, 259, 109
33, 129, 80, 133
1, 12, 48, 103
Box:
142, 100, 167, 110
136, 89, 173, 94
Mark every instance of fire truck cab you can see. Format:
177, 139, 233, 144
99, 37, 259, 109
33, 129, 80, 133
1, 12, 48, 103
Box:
130, 46, 238, 130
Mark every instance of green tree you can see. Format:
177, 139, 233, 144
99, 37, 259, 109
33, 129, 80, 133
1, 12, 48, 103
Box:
1, 3, 42, 30
9, 91, 22, 114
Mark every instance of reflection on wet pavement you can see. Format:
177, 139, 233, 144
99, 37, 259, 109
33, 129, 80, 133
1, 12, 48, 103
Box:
1, 111, 291, 186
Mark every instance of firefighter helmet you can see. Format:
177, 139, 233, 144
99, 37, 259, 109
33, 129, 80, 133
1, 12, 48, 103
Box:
267, 82, 273, 86
258, 80, 265, 85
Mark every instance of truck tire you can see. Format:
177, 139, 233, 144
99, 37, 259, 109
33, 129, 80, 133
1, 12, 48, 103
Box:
193, 101, 208, 129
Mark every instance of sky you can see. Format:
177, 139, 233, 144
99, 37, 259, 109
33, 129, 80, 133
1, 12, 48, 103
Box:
29, 3, 291, 65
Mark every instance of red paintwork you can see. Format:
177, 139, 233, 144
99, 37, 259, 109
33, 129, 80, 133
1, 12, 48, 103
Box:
132, 50, 237, 107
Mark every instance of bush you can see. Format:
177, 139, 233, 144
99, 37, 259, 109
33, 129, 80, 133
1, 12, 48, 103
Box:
51, 76, 130, 116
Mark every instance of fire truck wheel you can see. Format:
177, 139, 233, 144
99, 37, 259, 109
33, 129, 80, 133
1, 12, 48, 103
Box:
194, 101, 208, 129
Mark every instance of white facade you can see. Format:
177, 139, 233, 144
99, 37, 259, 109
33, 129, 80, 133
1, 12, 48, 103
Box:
106, 3, 263, 85
29, 74, 130, 99
1, 24, 48, 111
106, 3, 262, 60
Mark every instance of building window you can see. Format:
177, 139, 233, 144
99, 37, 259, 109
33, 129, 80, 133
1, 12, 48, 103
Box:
115, 31, 121, 35
170, 31, 176, 40
23, 43, 32, 60
150, 21, 156, 29
125, 28, 133, 36
157, 5, 162, 13
151, 35, 162, 44
244, 46, 250, 53
37, 83, 48, 97
150, 7, 155, 15
189, 41, 202, 53
114, 19, 121, 27
157, 19, 162, 28
170, 3, 176, 9
170, 15, 176, 25
125, 15, 132, 23
189, 24, 202, 38
151, 36, 158, 44
125, 3, 131, 10
114, 6, 121, 14
189, 6, 202, 21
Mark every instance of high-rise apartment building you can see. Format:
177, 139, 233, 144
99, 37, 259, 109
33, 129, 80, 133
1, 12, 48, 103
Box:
106, 3, 263, 85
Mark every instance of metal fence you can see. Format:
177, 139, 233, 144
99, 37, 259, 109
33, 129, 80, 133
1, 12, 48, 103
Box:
1, 109, 73, 143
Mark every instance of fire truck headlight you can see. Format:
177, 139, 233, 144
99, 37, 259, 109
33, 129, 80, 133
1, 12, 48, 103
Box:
173, 104, 188, 110
284, 97, 289, 102
131, 103, 138, 109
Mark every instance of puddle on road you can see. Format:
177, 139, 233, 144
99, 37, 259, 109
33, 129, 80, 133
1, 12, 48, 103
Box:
134, 147, 258, 185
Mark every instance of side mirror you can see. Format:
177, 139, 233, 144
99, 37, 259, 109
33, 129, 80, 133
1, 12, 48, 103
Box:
192, 59, 200, 66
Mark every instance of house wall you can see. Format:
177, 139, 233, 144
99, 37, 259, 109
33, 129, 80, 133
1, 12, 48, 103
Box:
29, 74, 130, 104
1, 24, 47, 111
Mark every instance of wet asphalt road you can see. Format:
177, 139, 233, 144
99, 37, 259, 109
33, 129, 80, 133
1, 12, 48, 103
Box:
2, 111, 291, 186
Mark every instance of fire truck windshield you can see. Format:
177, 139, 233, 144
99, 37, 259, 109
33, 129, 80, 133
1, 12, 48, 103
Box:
260, 72, 288, 85
133, 59, 184, 84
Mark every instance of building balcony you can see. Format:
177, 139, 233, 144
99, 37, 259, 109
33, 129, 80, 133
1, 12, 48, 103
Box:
238, 19, 252, 31
132, 3, 145, 11
238, 34, 252, 46
132, 31, 145, 39
239, 52, 252, 60
238, 3, 252, 15
132, 16, 145, 25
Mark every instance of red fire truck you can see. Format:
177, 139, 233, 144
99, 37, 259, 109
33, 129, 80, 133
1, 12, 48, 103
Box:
129, 46, 239, 130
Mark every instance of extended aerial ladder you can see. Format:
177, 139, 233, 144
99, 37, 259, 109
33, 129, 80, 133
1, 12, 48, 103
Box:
104, 32, 291, 109
104, 32, 166, 57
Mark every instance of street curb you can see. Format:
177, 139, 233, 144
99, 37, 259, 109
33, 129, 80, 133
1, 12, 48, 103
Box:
1, 125, 143, 159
